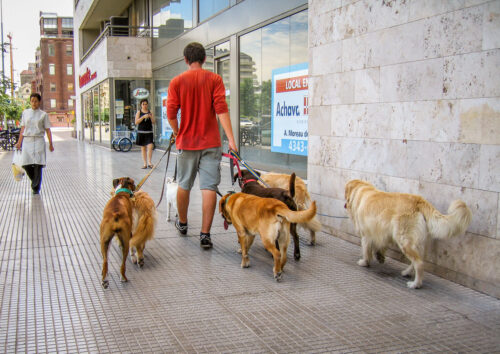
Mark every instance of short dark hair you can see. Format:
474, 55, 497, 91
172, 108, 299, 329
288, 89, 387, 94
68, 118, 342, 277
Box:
30, 93, 41, 101
140, 99, 148, 105
183, 42, 206, 65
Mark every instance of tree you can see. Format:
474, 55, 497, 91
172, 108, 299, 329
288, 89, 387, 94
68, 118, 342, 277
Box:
0, 77, 28, 128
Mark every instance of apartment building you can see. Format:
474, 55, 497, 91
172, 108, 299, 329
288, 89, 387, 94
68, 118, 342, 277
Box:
35, 12, 76, 127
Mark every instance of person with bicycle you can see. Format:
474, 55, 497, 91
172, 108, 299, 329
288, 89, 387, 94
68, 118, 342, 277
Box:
14, 93, 54, 195
167, 42, 237, 249
135, 98, 155, 168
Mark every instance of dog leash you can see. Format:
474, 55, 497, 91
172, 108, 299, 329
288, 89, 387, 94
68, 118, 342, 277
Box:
316, 212, 349, 219
154, 136, 177, 208
222, 149, 270, 188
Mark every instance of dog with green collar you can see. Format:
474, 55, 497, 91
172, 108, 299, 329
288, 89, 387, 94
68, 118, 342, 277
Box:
100, 177, 136, 288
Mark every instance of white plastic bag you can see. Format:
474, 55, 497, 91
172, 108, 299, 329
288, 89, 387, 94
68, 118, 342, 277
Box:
12, 150, 25, 182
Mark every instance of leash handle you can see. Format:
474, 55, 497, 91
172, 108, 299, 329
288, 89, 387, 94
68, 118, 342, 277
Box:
228, 149, 270, 188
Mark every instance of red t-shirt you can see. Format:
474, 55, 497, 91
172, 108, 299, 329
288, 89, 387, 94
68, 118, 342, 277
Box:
167, 68, 228, 150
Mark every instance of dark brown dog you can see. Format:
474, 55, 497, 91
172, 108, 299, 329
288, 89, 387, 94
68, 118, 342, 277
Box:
100, 177, 136, 288
236, 169, 301, 260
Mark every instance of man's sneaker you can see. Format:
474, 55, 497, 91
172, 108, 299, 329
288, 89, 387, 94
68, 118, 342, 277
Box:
175, 219, 188, 235
200, 233, 213, 249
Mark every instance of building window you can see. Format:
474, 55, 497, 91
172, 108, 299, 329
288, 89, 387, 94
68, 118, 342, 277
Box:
239, 10, 308, 174
153, 0, 192, 41
50, 99, 56, 108
48, 44, 55, 56
66, 45, 73, 56
68, 82, 74, 91
43, 18, 57, 29
68, 99, 73, 107
199, 0, 229, 22
67, 64, 73, 75
62, 18, 73, 28
49, 64, 55, 75
50, 83, 56, 92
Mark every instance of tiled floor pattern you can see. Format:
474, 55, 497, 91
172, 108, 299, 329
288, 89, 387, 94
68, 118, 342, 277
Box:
0, 131, 499, 353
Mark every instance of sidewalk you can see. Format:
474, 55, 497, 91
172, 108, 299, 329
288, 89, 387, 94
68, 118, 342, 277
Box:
0, 131, 499, 353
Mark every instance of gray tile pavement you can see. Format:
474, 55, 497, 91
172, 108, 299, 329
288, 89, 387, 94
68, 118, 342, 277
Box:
0, 130, 499, 353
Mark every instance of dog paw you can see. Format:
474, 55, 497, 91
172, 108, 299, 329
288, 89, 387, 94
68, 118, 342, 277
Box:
357, 259, 369, 267
102, 280, 109, 289
131, 255, 137, 264
309, 240, 316, 246
120, 276, 128, 283
294, 252, 301, 261
375, 251, 385, 264
138, 258, 144, 268
407, 280, 422, 289
237, 248, 242, 254
274, 272, 282, 282
401, 267, 413, 277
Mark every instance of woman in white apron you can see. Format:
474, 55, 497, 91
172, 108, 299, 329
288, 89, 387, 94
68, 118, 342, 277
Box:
14, 93, 54, 194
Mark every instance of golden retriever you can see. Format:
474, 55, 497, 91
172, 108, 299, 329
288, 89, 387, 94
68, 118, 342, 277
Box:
130, 190, 157, 267
219, 192, 317, 281
100, 177, 135, 288
345, 179, 472, 289
260, 172, 321, 245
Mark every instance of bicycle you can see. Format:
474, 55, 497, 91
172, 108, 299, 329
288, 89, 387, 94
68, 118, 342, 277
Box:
111, 131, 133, 152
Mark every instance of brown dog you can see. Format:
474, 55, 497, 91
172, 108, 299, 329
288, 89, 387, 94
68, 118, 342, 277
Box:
130, 190, 157, 268
236, 169, 302, 260
220, 192, 317, 281
345, 179, 472, 289
100, 177, 135, 288
260, 172, 321, 245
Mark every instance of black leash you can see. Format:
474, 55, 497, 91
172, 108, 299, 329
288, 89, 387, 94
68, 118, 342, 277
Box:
155, 136, 176, 208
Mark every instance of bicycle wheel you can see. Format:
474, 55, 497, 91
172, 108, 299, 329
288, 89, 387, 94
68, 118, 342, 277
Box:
119, 137, 132, 152
112, 137, 121, 151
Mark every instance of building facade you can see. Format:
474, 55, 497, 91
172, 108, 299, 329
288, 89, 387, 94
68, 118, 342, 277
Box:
74, 0, 499, 297
75, 0, 308, 174
309, 0, 500, 298
36, 12, 76, 127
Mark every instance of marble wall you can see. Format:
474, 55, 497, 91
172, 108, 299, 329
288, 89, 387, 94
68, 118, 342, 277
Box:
308, 0, 500, 297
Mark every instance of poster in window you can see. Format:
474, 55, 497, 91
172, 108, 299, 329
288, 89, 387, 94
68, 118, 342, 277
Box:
271, 62, 308, 156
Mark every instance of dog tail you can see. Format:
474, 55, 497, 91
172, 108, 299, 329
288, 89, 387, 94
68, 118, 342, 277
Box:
132, 212, 156, 242
301, 215, 322, 232
278, 201, 317, 224
420, 199, 472, 239
288, 173, 296, 199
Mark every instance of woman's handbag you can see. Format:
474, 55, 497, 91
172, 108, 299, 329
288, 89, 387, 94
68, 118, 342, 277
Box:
12, 150, 25, 182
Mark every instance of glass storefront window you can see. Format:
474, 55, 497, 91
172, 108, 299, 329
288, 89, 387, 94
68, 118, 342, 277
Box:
199, 0, 229, 22
153, 60, 186, 148
100, 81, 111, 145
239, 10, 308, 175
81, 79, 111, 145
153, 0, 192, 48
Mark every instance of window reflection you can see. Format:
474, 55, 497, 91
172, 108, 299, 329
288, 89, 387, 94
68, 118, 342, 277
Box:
239, 10, 308, 175
153, 0, 192, 43
199, 0, 230, 22
153, 60, 186, 148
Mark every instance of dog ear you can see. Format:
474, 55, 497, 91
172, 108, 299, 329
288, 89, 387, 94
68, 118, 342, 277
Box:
254, 170, 261, 177
233, 173, 238, 183
113, 178, 121, 188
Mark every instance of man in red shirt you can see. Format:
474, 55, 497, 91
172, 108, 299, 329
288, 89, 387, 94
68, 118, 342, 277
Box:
167, 42, 237, 249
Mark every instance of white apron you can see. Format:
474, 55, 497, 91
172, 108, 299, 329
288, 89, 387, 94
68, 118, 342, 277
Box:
21, 136, 47, 166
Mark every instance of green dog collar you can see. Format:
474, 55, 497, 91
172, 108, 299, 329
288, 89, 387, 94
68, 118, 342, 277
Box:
115, 188, 134, 196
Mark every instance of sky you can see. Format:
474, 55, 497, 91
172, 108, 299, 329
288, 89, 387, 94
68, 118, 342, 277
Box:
1, 0, 73, 92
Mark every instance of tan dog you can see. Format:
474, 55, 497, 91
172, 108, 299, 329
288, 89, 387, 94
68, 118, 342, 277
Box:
345, 179, 472, 289
130, 190, 157, 267
100, 177, 136, 289
219, 192, 317, 281
260, 172, 321, 245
